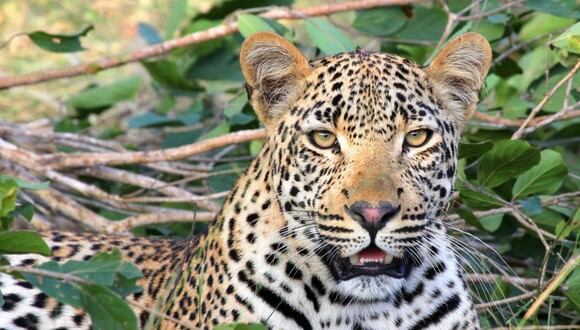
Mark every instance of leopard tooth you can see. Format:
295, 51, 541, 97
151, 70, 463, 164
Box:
349, 255, 358, 265
383, 254, 394, 264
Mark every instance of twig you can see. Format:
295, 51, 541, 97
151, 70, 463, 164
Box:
79, 166, 221, 211
0, 159, 111, 232
524, 102, 580, 134
472, 109, 580, 128
432, 0, 523, 57
108, 211, 216, 232
0, 0, 415, 90
455, 0, 523, 21
40, 128, 267, 169
466, 273, 537, 288
511, 61, 580, 139
120, 191, 229, 203
475, 291, 536, 310
521, 254, 580, 325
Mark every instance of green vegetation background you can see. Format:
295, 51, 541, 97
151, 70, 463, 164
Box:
0, 0, 578, 329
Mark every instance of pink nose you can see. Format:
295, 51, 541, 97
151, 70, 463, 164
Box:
348, 201, 400, 227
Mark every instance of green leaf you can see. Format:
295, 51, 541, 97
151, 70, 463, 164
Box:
395, 7, 447, 41
555, 209, 579, 238
353, 7, 407, 36
551, 22, 580, 54
458, 141, 493, 159
477, 140, 540, 188
250, 140, 264, 156
519, 197, 543, 215
224, 93, 248, 118
13, 203, 35, 222
229, 113, 256, 126
479, 214, 503, 232
237, 14, 277, 38
455, 208, 485, 231
11, 178, 49, 190
516, 46, 559, 92
488, 14, 510, 24
564, 268, 580, 312
304, 17, 356, 55
520, 13, 576, 42
165, 0, 188, 39
530, 71, 579, 113
0, 231, 50, 256
471, 20, 504, 41
68, 76, 142, 111
80, 284, 138, 330
28, 25, 93, 53
512, 150, 568, 199
24, 250, 142, 307
524, 0, 580, 19
24, 261, 82, 306
142, 60, 198, 90
200, 122, 230, 140
0, 178, 18, 217
127, 112, 180, 129
458, 181, 504, 210
530, 208, 565, 228
138, 23, 163, 45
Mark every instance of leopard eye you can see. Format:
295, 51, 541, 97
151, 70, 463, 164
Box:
404, 129, 432, 147
308, 130, 337, 149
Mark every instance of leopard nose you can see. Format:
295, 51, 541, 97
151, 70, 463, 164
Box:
347, 201, 400, 231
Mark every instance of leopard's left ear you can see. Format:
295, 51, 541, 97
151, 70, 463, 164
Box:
240, 32, 311, 127
426, 33, 492, 127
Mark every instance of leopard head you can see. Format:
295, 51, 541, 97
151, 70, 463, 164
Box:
240, 32, 491, 296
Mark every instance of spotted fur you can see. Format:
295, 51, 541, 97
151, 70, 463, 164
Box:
0, 32, 491, 330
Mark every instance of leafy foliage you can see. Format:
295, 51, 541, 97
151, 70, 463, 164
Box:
1, 0, 579, 329
23, 251, 142, 330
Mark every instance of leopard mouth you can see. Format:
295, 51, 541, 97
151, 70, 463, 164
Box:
328, 245, 413, 281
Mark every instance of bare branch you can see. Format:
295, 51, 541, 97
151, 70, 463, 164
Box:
40, 128, 266, 169
108, 211, 216, 233
0, 0, 416, 90
512, 61, 580, 139
522, 254, 580, 322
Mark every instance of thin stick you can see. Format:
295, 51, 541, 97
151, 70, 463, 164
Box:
521, 254, 580, 324
472, 109, 580, 128
0, 0, 415, 90
466, 273, 537, 288
40, 128, 267, 169
475, 291, 535, 310
108, 211, 216, 232
511, 61, 580, 139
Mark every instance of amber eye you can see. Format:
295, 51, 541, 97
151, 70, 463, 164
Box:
308, 130, 337, 149
404, 129, 432, 147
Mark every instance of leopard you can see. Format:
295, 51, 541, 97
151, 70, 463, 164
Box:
0, 31, 492, 330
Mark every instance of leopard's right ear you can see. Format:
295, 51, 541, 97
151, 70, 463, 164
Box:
240, 32, 311, 127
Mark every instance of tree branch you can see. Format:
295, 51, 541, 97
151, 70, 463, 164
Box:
0, 0, 415, 90
39, 128, 266, 169
511, 61, 580, 139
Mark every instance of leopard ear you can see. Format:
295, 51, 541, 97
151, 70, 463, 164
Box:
426, 33, 492, 127
240, 32, 311, 127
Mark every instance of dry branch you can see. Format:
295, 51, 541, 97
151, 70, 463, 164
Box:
472, 109, 580, 128
512, 61, 580, 139
40, 128, 266, 169
0, 0, 415, 90
522, 254, 580, 323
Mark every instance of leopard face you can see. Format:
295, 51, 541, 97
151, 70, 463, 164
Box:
241, 32, 491, 300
